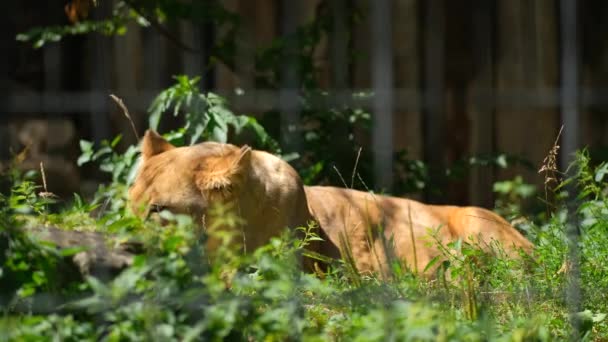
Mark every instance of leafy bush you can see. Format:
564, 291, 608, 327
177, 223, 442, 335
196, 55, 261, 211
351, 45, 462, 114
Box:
3, 136, 608, 340
148, 75, 278, 151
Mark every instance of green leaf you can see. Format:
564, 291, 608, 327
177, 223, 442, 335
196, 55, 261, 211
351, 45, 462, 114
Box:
496, 154, 508, 168
77, 154, 91, 166
423, 255, 441, 273
32, 271, 47, 286
86, 276, 108, 295
79, 140, 93, 152
148, 96, 165, 130
92, 146, 112, 161
60, 246, 89, 257
110, 134, 123, 148
18, 286, 36, 298
593, 312, 607, 323
595, 163, 608, 182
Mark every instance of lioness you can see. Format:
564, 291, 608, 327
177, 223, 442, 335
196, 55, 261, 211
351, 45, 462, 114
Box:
129, 130, 313, 254
305, 186, 533, 277
129, 130, 533, 276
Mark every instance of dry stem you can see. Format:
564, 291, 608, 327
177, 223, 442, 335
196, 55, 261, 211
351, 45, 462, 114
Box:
109, 94, 140, 141
38, 162, 57, 199
538, 125, 564, 213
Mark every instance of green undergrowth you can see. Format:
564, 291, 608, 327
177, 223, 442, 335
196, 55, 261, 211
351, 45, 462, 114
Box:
1, 149, 608, 341
0, 79, 607, 340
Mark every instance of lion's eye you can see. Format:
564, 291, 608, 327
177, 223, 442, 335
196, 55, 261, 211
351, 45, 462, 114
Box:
211, 184, 232, 192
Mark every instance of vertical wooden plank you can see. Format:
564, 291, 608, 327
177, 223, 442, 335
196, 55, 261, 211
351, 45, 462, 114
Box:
422, 0, 446, 203
279, 0, 302, 153
0, 0, 16, 160
560, 0, 580, 169
142, 30, 165, 91
180, 22, 203, 78
327, 0, 354, 177
495, 0, 526, 184
89, 0, 112, 144
238, 0, 275, 114
252, 0, 277, 49
201, 23, 215, 91
113, 22, 141, 144
43, 29, 62, 151
580, 1, 608, 152
495, 0, 558, 185
371, 0, 395, 191
444, 0, 474, 205
393, 0, 422, 162
331, 0, 348, 89
236, 4, 253, 90
468, 0, 495, 207
43, 45, 62, 91
179, 20, 214, 91
352, 0, 371, 89
214, 0, 238, 92
141, 22, 168, 133
237, 0, 277, 111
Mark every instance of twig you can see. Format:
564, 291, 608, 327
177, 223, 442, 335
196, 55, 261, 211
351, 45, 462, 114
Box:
109, 94, 140, 141
357, 173, 372, 193
123, 0, 200, 53
333, 165, 348, 188
407, 204, 418, 275
40, 162, 48, 192
350, 147, 362, 189
38, 162, 57, 199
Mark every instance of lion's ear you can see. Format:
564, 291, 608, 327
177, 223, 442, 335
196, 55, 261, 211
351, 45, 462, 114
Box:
232, 145, 252, 168
141, 130, 175, 159
195, 145, 252, 192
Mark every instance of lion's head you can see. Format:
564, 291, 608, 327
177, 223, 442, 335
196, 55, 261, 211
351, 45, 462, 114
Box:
128, 130, 252, 224
128, 130, 314, 254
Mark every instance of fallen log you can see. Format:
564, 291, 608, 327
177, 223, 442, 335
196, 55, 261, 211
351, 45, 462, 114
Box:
26, 227, 140, 280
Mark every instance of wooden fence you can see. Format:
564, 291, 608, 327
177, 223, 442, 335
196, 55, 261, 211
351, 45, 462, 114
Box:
3, 0, 608, 207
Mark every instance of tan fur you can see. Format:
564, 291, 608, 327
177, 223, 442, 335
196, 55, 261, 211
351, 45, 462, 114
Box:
305, 186, 533, 277
129, 131, 313, 254
129, 131, 533, 277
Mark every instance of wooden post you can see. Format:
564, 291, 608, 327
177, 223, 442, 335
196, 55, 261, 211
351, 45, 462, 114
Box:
214, 0, 238, 95
113, 22, 141, 144
393, 0, 422, 166
560, 0, 580, 170
331, 0, 348, 89
89, 1, 112, 144
179, 20, 214, 90
142, 22, 167, 117
0, 0, 14, 161
495, 0, 558, 187
469, 0, 495, 207
279, 0, 302, 153
371, 0, 394, 191
180, 22, 203, 78
422, 0, 445, 203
